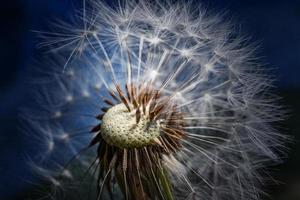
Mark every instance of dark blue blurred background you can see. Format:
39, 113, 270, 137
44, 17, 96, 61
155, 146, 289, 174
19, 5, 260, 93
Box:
0, 0, 299, 199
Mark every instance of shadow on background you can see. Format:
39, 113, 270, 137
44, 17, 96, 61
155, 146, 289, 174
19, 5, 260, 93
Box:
0, 0, 299, 199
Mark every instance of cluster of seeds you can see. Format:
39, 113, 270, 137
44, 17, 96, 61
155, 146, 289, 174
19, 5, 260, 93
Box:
89, 83, 185, 200
101, 103, 161, 148
27, 1, 286, 199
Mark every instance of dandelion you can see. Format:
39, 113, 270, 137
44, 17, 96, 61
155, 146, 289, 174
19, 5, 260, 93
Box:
23, 0, 286, 199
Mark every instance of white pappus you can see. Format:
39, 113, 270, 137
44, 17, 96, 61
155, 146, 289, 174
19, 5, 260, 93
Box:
22, 0, 287, 200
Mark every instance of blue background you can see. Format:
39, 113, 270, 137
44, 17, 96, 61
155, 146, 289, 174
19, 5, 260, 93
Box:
0, 0, 300, 199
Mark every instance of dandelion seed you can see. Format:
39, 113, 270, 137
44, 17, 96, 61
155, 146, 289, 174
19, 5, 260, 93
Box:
24, 1, 287, 200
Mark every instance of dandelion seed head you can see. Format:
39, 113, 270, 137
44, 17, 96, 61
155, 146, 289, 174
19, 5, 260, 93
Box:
23, 0, 287, 199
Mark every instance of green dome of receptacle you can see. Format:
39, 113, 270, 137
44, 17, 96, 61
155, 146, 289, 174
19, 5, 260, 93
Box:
101, 104, 161, 148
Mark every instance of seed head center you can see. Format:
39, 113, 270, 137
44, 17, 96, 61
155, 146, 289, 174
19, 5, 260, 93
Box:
101, 104, 161, 148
